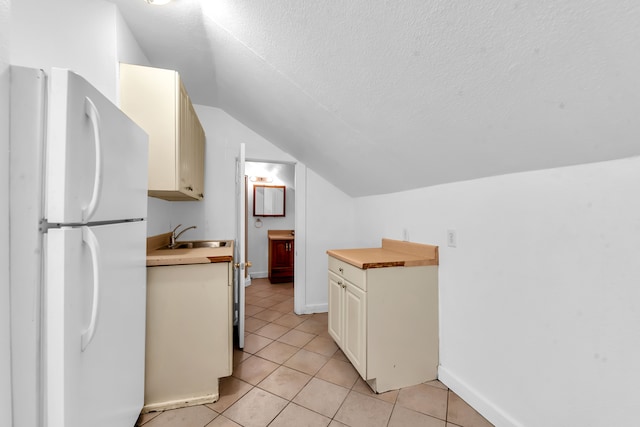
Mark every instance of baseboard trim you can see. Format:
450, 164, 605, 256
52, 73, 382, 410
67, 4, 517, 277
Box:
295, 303, 328, 315
250, 272, 268, 279
438, 366, 524, 427
142, 393, 219, 414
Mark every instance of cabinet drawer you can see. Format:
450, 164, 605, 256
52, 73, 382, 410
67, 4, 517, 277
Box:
328, 256, 366, 291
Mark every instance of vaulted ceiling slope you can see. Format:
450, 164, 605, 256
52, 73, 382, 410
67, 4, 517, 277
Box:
110, 0, 640, 197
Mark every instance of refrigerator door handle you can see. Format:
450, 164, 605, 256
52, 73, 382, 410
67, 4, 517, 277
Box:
81, 226, 101, 351
82, 97, 103, 223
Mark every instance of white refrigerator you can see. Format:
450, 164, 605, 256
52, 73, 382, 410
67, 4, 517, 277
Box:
9, 66, 148, 427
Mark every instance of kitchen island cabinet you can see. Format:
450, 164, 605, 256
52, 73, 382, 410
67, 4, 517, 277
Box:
328, 263, 367, 375
327, 239, 439, 393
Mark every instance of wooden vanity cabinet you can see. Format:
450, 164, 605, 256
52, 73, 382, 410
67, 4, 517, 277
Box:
268, 232, 294, 283
120, 63, 205, 201
327, 251, 438, 393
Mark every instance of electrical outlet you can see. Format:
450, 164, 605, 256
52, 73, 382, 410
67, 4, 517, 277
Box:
447, 229, 457, 248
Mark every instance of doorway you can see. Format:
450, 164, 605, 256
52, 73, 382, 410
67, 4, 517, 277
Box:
245, 161, 296, 287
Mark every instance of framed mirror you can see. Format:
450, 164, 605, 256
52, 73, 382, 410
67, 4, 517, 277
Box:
253, 185, 286, 217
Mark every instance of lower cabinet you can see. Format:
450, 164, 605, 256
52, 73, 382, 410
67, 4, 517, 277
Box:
329, 270, 367, 376
269, 237, 294, 283
328, 255, 438, 393
143, 262, 232, 412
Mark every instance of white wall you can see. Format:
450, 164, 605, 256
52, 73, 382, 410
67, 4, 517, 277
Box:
111, 5, 176, 239
115, 8, 150, 81
146, 106, 257, 239
151, 106, 300, 239
305, 169, 357, 309
0, 0, 12, 424
161, 106, 356, 313
11, 0, 118, 101
355, 156, 640, 426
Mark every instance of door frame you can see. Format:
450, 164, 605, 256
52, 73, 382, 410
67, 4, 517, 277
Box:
241, 158, 307, 315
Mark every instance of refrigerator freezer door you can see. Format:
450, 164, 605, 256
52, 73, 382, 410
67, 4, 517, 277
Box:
45, 68, 148, 224
45, 221, 146, 427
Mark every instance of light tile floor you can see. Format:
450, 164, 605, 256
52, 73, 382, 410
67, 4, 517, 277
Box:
137, 279, 493, 427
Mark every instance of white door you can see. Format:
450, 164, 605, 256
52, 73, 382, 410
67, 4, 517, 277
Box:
45, 221, 146, 427
235, 143, 246, 348
45, 68, 148, 224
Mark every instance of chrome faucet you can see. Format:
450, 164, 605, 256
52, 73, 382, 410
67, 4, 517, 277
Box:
170, 224, 197, 248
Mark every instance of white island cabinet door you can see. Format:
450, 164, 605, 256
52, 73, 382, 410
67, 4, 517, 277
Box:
344, 283, 367, 379
45, 68, 148, 224
327, 271, 344, 347
45, 221, 146, 427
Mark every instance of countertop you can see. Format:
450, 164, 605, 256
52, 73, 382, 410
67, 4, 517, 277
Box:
327, 238, 438, 269
146, 233, 234, 267
268, 229, 294, 241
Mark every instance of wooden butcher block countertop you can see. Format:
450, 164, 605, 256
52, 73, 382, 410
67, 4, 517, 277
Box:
327, 238, 439, 269
146, 233, 234, 267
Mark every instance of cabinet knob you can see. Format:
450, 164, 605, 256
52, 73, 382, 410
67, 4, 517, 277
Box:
246, 261, 252, 268
339, 267, 344, 273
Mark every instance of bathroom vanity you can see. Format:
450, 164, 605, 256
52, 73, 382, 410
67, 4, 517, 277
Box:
268, 229, 294, 283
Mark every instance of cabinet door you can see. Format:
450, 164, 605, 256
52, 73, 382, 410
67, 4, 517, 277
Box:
269, 239, 294, 282
178, 82, 191, 197
120, 64, 177, 193
272, 240, 292, 268
344, 283, 367, 379
328, 271, 344, 347
145, 262, 230, 406
192, 121, 205, 199
120, 63, 204, 201
178, 82, 205, 200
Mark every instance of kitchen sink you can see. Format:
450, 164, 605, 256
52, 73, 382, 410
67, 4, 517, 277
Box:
176, 240, 229, 249
161, 240, 230, 250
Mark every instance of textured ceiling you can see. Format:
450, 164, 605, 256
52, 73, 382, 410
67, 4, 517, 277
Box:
109, 0, 640, 197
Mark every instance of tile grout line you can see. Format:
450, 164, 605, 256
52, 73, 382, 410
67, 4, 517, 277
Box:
240, 296, 351, 426
241, 309, 392, 426
244, 286, 387, 426
141, 280, 491, 427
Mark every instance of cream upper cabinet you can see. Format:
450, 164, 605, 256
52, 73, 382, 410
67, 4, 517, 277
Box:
120, 63, 205, 201
327, 239, 439, 393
